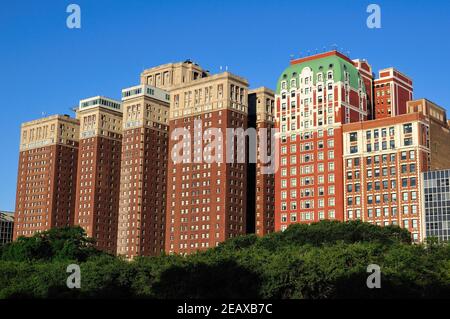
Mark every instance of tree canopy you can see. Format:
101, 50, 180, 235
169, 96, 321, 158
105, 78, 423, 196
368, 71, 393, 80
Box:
1, 226, 101, 262
1, 221, 449, 299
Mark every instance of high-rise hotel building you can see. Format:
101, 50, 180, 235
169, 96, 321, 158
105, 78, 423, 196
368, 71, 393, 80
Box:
166, 72, 249, 254
343, 99, 450, 242
74, 96, 123, 254
248, 87, 276, 236
14, 115, 79, 239
116, 85, 171, 258
343, 112, 430, 242
274, 51, 369, 231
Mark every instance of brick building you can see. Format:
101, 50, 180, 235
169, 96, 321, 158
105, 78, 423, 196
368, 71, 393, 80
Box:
116, 85, 171, 258
248, 87, 276, 236
12, 53, 450, 250
343, 97, 450, 243
166, 72, 249, 254
342, 112, 430, 242
274, 51, 369, 231
74, 96, 123, 254
14, 115, 79, 239
406, 99, 450, 170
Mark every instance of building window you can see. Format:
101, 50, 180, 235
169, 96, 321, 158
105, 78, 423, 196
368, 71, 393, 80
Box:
403, 123, 413, 134
404, 138, 413, 146
402, 178, 408, 188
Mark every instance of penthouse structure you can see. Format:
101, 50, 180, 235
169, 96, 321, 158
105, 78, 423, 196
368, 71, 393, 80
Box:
116, 85, 170, 258
166, 72, 249, 255
374, 68, 413, 119
74, 96, 123, 254
274, 51, 369, 231
140, 60, 209, 91
14, 115, 79, 239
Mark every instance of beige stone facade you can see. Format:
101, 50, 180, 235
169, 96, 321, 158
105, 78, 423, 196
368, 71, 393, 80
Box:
19, 115, 79, 152
140, 60, 209, 91
76, 96, 123, 139
169, 72, 248, 120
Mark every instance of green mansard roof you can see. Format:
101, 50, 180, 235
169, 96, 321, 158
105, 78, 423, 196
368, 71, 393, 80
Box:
276, 51, 365, 94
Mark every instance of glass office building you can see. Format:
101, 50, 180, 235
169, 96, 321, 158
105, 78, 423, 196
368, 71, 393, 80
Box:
0, 211, 14, 245
423, 169, 450, 242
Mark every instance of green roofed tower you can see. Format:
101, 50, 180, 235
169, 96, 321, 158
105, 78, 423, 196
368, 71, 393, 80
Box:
274, 51, 370, 232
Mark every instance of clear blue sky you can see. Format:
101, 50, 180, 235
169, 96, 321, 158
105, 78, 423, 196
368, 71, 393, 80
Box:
1, 0, 449, 211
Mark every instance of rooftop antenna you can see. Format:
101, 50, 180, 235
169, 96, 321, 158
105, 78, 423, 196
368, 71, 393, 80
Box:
315, 48, 319, 54
346, 50, 351, 57
323, 46, 327, 52
289, 54, 295, 60
331, 44, 338, 51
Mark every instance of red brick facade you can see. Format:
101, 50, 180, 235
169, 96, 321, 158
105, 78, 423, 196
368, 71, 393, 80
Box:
166, 109, 248, 254
14, 116, 79, 239
75, 135, 122, 254
374, 68, 413, 119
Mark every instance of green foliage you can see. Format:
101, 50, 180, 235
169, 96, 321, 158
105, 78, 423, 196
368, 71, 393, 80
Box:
1, 226, 103, 262
258, 220, 411, 250
0, 222, 449, 299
